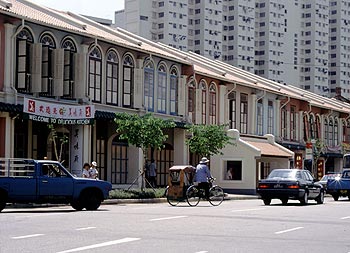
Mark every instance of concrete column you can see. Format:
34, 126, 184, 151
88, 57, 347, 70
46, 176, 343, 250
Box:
5, 114, 13, 157
218, 84, 226, 125
275, 99, 281, 139
250, 94, 257, 134
174, 128, 188, 165
4, 23, 15, 95
127, 146, 143, 188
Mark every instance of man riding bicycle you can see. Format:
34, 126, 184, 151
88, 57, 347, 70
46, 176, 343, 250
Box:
194, 157, 212, 200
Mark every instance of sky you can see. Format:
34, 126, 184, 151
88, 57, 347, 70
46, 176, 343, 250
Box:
29, 0, 124, 20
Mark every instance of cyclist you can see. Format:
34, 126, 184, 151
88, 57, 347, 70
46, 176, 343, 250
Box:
194, 157, 212, 200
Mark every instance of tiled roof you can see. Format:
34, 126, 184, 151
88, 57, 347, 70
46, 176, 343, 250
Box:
242, 138, 294, 158
0, 0, 190, 64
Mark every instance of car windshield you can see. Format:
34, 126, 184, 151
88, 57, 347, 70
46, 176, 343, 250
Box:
267, 170, 295, 179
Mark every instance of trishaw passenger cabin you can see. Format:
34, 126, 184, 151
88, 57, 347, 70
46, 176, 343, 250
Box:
166, 165, 195, 205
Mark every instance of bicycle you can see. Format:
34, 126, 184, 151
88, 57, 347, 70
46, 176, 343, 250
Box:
186, 178, 224, 206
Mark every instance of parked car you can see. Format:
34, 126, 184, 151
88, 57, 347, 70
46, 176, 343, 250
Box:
316, 173, 341, 190
257, 169, 324, 205
326, 169, 350, 201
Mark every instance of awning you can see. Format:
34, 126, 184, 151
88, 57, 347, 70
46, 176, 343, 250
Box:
0, 102, 23, 113
242, 138, 294, 158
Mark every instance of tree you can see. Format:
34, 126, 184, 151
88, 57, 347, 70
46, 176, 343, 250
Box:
114, 113, 176, 188
48, 124, 69, 163
185, 124, 232, 158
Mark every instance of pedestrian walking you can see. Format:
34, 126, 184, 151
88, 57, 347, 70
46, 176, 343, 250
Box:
82, 162, 90, 178
89, 161, 99, 179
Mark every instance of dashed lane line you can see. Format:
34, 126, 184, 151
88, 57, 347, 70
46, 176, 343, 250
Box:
56, 237, 141, 253
150, 215, 188, 221
231, 208, 266, 213
75, 227, 96, 231
11, 234, 45, 239
340, 216, 350, 220
275, 227, 304, 235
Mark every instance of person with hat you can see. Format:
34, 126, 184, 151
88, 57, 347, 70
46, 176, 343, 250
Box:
194, 157, 212, 200
89, 161, 99, 179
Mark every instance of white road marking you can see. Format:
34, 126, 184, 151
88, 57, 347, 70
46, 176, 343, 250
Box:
340, 216, 350, 220
195, 251, 208, 253
75, 227, 96, 231
231, 208, 266, 213
12, 234, 44, 239
56, 237, 141, 253
275, 227, 304, 235
150, 215, 187, 221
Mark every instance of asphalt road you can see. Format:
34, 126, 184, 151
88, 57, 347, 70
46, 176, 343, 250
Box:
1, 197, 350, 253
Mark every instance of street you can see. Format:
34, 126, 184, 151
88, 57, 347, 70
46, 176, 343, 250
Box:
1, 198, 350, 253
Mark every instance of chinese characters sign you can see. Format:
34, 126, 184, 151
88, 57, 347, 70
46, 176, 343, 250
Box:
23, 98, 95, 125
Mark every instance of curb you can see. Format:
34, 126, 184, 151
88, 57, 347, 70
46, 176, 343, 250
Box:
103, 194, 258, 205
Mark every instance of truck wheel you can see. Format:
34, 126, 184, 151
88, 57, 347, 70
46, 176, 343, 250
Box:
71, 200, 83, 211
83, 190, 102, 211
0, 199, 5, 212
0, 191, 7, 212
332, 194, 339, 201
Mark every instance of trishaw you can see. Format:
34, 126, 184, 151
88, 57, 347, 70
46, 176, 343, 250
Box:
166, 165, 195, 206
166, 165, 225, 206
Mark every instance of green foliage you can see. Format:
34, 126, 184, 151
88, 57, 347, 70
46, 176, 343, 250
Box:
114, 113, 176, 153
48, 124, 69, 162
185, 124, 232, 157
109, 188, 166, 199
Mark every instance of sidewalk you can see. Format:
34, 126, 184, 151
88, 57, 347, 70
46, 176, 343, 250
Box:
103, 193, 258, 205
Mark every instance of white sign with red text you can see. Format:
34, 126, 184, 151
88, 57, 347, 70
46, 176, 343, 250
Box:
23, 98, 95, 125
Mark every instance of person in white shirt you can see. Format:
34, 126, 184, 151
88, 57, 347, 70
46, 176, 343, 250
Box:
82, 163, 90, 178
89, 161, 99, 179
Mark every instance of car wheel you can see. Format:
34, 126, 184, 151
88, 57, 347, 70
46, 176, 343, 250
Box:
300, 191, 308, 205
316, 191, 324, 204
263, 199, 271, 205
281, 198, 288, 205
332, 194, 339, 201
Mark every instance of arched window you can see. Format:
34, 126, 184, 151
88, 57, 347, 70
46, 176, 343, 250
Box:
188, 79, 196, 123
62, 38, 76, 99
324, 118, 328, 144
106, 50, 119, 105
144, 59, 154, 111
209, 83, 217, 124
16, 28, 33, 93
40, 33, 56, 97
122, 54, 134, 107
170, 67, 178, 115
88, 47, 102, 103
315, 115, 321, 139
347, 120, 350, 143
309, 114, 315, 139
157, 64, 167, 113
229, 91, 236, 129
328, 118, 334, 146
200, 80, 207, 124
334, 118, 339, 146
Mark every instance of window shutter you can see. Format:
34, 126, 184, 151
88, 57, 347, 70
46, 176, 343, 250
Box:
30, 43, 42, 92
177, 75, 187, 116
74, 53, 85, 99
134, 68, 143, 109
53, 48, 64, 96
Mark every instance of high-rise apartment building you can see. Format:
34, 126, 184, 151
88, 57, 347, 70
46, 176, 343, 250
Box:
115, 0, 350, 99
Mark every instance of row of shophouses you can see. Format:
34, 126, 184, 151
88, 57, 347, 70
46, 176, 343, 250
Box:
1, 0, 350, 193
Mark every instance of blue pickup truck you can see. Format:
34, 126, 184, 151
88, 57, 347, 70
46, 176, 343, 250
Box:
326, 169, 350, 201
0, 158, 112, 212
